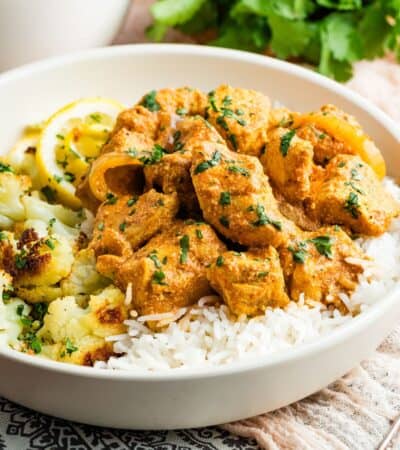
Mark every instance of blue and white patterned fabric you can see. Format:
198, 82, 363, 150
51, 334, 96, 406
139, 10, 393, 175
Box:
0, 397, 258, 450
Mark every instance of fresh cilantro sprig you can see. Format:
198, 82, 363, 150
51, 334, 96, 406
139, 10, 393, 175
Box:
148, 0, 400, 81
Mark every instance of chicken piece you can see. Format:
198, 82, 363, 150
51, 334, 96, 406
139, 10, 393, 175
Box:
275, 192, 321, 231
144, 116, 223, 216
205, 85, 270, 156
112, 87, 207, 144
261, 127, 314, 203
144, 151, 199, 216
115, 222, 226, 320
191, 140, 299, 248
100, 127, 154, 155
280, 226, 365, 308
207, 247, 290, 316
90, 189, 179, 278
293, 104, 386, 179
307, 154, 399, 236
268, 107, 295, 129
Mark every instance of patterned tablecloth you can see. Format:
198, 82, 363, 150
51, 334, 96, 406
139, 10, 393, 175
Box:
0, 397, 258, 450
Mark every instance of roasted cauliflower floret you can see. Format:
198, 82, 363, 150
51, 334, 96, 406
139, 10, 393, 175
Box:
22, 193, 83, 240
1, 228, 74, 302
0, 169, 31, 228
38, 286, 127, 365
61, 248, 110, 302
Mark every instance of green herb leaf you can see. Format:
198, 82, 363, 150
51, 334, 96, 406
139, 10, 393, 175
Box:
219, 191, 231, 206
219, 216, 230, 228
309, 235, 334, 258
152, 270, 167, 285
227, 165, 249, 177
105, 192, 118, 205
344, 191, 360, 218
65, 337, 78, 355
140, 90, 161, 112
139, 144, 166, 165
288, 242, 308, 263
179, 234, 190, 263
280, 129, 296, 157
252, 204, 282, 230
216, 255, 224, 266
194, 150, 221, 174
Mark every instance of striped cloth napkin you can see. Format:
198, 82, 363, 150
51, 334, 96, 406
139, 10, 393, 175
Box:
115, 3, 400, 448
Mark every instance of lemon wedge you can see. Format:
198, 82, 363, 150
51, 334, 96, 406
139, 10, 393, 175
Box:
36, 98, 124, 209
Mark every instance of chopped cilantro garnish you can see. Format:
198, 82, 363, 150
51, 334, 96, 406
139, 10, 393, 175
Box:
65, 337, 78, 355
148, 252, 162, 269
227, 165, 249, 177
16, 304, 24, 316
127, 196, 138, 207
15, 252, 27, 270
54, 175, 63, 183
194, 151, 221, 174
41, 186, 57, 203
152, 270, 167, 285
139, 144, 165, 165
105, 192, 118, 205
195, 229, 203, 239
140, 90, 161, 112
280, 129, 296, 157
56, 134, 64, 140
64, 172, 75, 183
97, 222, 105, 231
288, 242, 308, 264
309, 235, 333, 259
219, 191, 231, 206
44, 239, 55, 250
219, 216, 230, 228
257, 271, 269, 278
179, 235, 190, 264
216, 255, 224, 267
176, 107, 188, 115
90, 113, 102, 123
0, 162, 13, 173
344, 191, 360, 218
119, 221, 127, 232
252, 204, 282, 230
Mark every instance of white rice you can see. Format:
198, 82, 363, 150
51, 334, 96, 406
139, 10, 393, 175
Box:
95, 178, 400, 372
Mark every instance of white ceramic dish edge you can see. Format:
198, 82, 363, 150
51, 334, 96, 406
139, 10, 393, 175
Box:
0, 45, 399, 429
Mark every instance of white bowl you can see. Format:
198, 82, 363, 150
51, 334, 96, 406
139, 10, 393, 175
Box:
0, 0, 130, 71
0, 45, 399, 430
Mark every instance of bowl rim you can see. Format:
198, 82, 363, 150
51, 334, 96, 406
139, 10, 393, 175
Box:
0, 43, 399, 381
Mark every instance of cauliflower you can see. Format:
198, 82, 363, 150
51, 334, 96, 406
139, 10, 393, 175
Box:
1, 229, 74, 303
0, 270, 26, 349
22, 194, 82, 241
38, 286, 127, 365
0, 170, 31, 229
5, 137, 42, 190
61, 248, 110, 303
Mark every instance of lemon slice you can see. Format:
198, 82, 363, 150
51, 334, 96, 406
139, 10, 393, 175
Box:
36, 98, 124, 209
